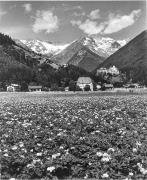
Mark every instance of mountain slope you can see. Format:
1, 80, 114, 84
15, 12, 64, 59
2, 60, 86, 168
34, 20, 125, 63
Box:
49, 36, 126, 72
68, 46, 105, 72
20, 36, 126, 72
51, 38, 105, 72
99, 30, 147, 84
0, 33, 60, 86
0, 35, 39, 68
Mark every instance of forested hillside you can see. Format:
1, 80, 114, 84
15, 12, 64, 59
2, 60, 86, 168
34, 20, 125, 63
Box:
0, 33, 95, 90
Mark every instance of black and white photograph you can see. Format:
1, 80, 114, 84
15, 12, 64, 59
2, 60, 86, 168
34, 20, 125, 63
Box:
0, 0, 147, 179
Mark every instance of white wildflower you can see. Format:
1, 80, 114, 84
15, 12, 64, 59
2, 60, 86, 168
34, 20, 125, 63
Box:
101, 153, 111, 162
140, 167, 147, 175
132, 148, 137, 152
102, 173, 109, 178
20, 155, 25, 158
137, 163, 147, 175
11, 145, 18, 150
27, 164, 34, 168
19, 142, 24, 147
21, 148, 27, 153
3, 153, 8, 157
57, 132, 62, 136
36, 152, 42, 156
37, 143, 42, 147
101, 157, 111, 162
33, 159, 41, 164
95, 130, 100, 133
59, 146, 64, 149
129, 172, 133, 176
52, 153, 61, 159
84, 174, 88, 179
70, 147, 75, 150
96, 152, 103, 157
103, 152, 111, 158
107, 148, 115, 152
47, 166, 55, 172
136, 141, 141, 146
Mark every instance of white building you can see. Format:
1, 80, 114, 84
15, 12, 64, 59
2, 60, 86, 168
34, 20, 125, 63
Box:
28, 85, 42, 92
96, 68, 108, 75
77, 77, 93, 91
108, 66, 119, 75
7, 84, 21, 92
97, 66, 119, 76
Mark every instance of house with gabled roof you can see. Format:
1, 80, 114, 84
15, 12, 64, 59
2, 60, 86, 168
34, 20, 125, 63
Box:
77, 77, 93, 91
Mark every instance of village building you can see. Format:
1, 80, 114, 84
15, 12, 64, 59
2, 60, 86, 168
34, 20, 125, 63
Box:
77, 77, 93, 91
96, 68, 108, 75
96, 66, 119, 76
124, 83, 140, 88
7, 84, 21, 92
28, 85, 42, 92
65, 87, 69, 92
108, 66, 119, 75
101, 83, 114, 90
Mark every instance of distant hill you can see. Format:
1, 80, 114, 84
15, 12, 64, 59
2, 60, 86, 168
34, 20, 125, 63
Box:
99, 30, 147, 85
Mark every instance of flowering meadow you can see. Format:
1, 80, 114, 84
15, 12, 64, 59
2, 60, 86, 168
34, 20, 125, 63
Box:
1, 92, 147, 179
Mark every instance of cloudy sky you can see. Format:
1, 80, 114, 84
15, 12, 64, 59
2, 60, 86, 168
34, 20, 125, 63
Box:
0, 1, 146, 44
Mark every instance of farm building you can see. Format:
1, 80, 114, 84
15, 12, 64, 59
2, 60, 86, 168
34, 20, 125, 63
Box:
28, 85, 42, 92
7, 84, 21, 92
77, 77, 93, 91
124, 83, 140, 88
101, 83, 114, 90
65, 87, 69, 91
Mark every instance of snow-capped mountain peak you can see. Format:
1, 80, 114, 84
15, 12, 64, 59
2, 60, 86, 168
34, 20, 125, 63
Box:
20, 40, 69, 56
79, 36, 127, 58
20, 36, 127, 60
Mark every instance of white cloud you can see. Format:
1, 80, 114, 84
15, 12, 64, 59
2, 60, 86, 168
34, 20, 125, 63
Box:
88, 9, 100, 20
71, 9, 141, 35
71, 19, 105, 35
32, 10, 59, 34
22, 3, 32, 13
103, 9, 141, 34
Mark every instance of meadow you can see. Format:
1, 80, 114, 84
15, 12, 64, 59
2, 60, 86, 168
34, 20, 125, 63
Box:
1, 92, 147, 179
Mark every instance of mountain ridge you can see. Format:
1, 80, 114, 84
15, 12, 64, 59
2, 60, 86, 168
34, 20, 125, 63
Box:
99, 30, 147, 85
20, 36, 127, 72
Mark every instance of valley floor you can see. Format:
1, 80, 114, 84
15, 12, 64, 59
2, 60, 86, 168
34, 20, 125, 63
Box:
1, 93, 147, 179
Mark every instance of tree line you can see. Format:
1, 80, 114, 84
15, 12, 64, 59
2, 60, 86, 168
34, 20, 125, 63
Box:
0, 33, 15, 46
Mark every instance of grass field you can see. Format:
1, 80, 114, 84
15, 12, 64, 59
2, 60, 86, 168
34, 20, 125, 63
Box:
1, 92, 147, 179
